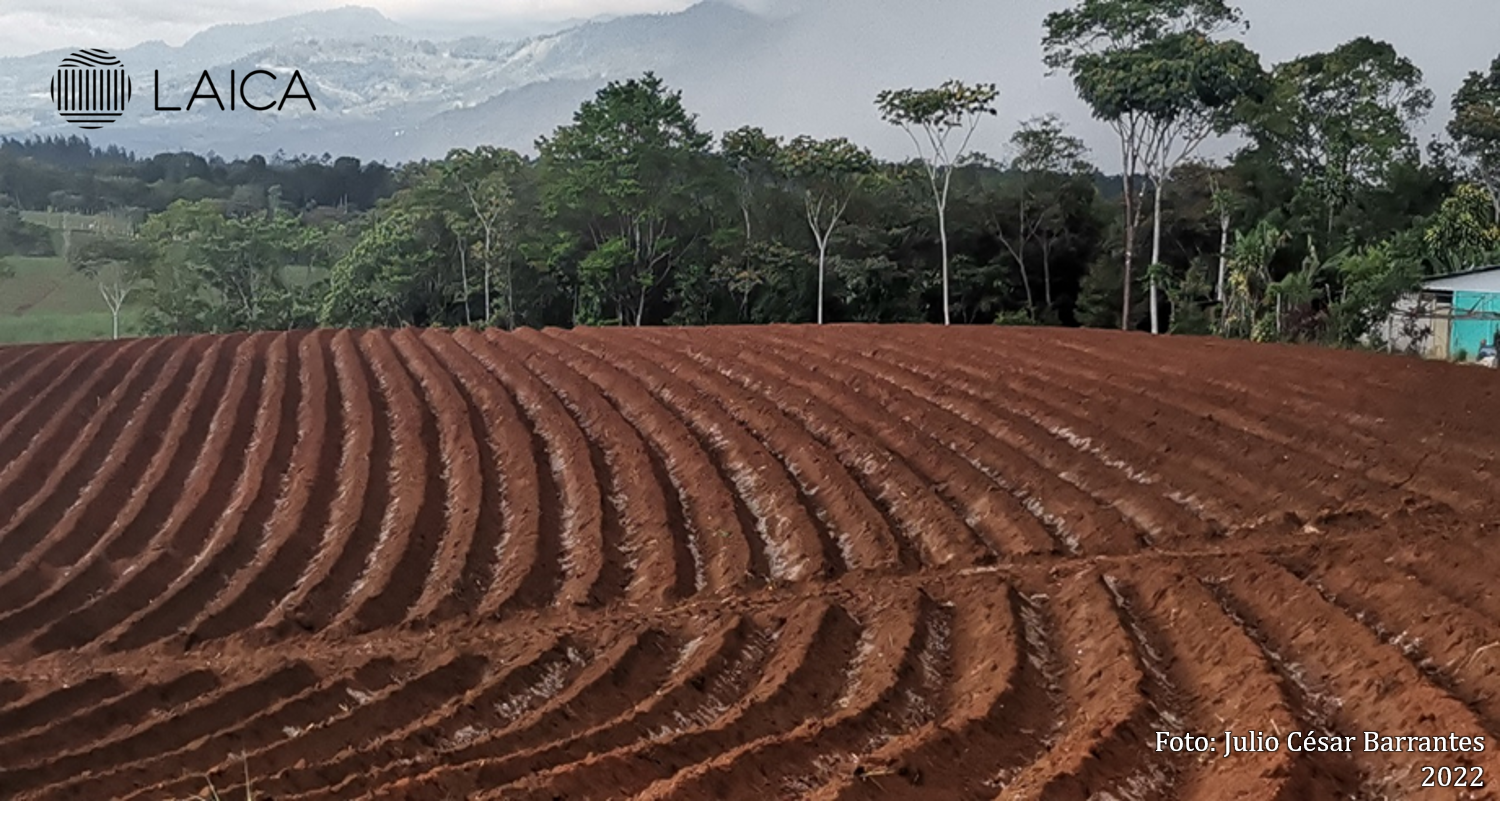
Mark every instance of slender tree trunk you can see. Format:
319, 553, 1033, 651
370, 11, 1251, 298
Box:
1150, 180, 1163, 335
1018, 261, 1034, 315
482, 227, 493, 325
505, 252, 515, 330
1216, 213, 1230, 303
817, 239, 826, 325
457, 236, 472, 325
1040, 235, 1053, 321
1121, 171, 1134, 331
938, 200, 950, 325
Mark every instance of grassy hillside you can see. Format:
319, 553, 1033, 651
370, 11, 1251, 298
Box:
0, 229, 144, 344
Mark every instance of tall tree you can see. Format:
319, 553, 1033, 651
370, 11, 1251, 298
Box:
877, 80, 999, 325
1006, 115, 1095, 319
138, 201, 302, 332
443, 146, 526, 327
68, 233, 148, 339
778, 136, 874, 324
1446, 56, 1500, 219
538, 72, 714, 327
1242, 37, 1434, 244
720, 126, 783, 244
1044, 0, 1258, 332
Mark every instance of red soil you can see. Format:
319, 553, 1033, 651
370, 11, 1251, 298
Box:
0, 325, 1497, 801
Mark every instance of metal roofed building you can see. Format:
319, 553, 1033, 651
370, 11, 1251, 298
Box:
1375, 265, 1499, 361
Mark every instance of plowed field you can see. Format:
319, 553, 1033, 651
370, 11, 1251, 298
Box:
0, 325, 1497, 800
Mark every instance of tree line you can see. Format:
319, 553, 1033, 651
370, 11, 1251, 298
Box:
3, 0, 1498, 346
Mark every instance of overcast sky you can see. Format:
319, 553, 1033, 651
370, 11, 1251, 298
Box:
0, 1, 723, 56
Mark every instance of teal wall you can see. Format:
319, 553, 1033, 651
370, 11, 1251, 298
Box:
1451, 290, 1499, 359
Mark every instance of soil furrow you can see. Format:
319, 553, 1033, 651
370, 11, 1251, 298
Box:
388, 326, 482, 620
839, 327, 1212, 547
823, 576, 1057, 800
515, 323, 738, 596
189, 330, 350, 643
508, 328, 685, 601
0, 669, 222, 798
0, 673, 127, 744
579, 328, 844, 581
722, 327, 997, 566
215, 653, 491, 799
278, 332, 393, 635
53, 658, 406, 800
650, 591, 934, 800
0, 336, 224, 652
107, 331, 306, 652
336, 331, 438, 633
415, 328, 533, 617
0, 341, 119, 481
1038, 331, 1482, 516
0, 343, 46, 395
1101, 562, 1341, 800
0, 671, 220, 771
31, 332, 272, 654
629, 328, 901, 574
670, 331, 969, 569
499, 600, 841, 800
260, 634, 569, 799
460, 329, 597, 610
880, 328, 1283, 529
998, 569, 1158, 800
1276, 549, 1499, 735
0, 679, 25, 709
1199, 556, 1498, 800
0, 338, 172, 579
361, 617, 742, 800
762, 328, 1131, 557
15, 665, 318, 799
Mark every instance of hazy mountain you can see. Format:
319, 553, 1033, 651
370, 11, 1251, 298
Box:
0, 0, 1495, 165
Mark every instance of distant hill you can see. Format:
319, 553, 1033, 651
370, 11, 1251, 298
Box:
0, 0, 1491, 165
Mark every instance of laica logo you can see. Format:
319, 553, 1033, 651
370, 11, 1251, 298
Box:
46, 47, 318, 131
49, 49, 132, 130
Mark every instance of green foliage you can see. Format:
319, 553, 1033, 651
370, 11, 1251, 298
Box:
1069, 31, 1263, 126
777, 135, 875, 322
1010, 115, 1093, 176
993, 307, 1038, 326
1043, 0, 1245, 67
322, 204, 449, 327
1241, 36, 1434, 245
1165, 261, 1214, 334
442, 146, 529, 327
1042, 0, 1259, 330
876, 81, 1000, 131
135, 201, 316, 333
877, 80, 1000, 324
538, 72, 717, 327
1423, 183, 1500, 272
1446, 56, 1499, 196
0, 207, 54, 256
721, 125, 784, 243
1327, 243, 1424, 346
1221, 220, 1287, 339
0, 60, 1484, 353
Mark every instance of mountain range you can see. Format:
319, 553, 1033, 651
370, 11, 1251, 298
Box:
0, 1, 1060, 163
0, 1, 1494, 166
